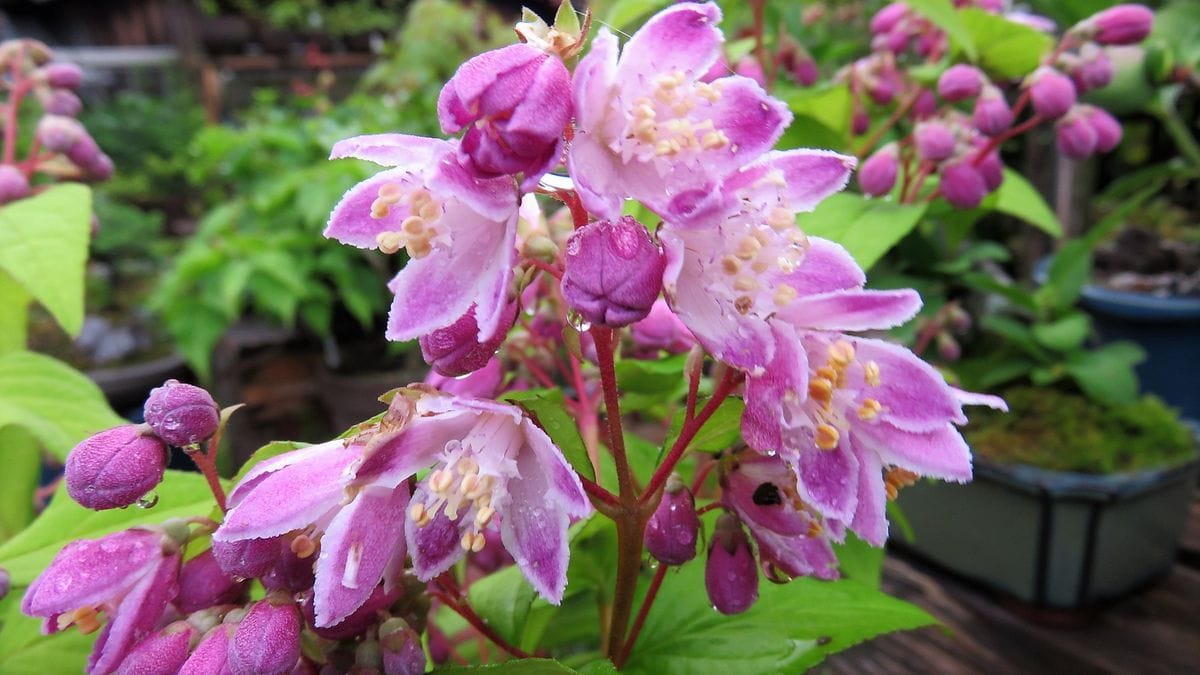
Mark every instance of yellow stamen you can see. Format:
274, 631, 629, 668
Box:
808, 378, 834, 405
857, 398, 883, 421
815, 424, 840, 450
863, 361, 881, 386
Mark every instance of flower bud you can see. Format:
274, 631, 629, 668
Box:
972, 86, 1013, 137
645, 475, 699, 566
1029, 67, 1076, 120
211, 537, 281, 579
177, 549, 247, 613
229, 599, 301, 675
63, 132, 112, 179
937, 64, 983, 102
40, 62, 83, 89
734, 56, 766, 87
117, 621, 198, 675
706, 513, 758, 615
852, 109, 871, 136
144, 379, 220, 447
792, 57, 819, 87
438, 44, 572, 190
1072, 44, 1114, 92
0, 566, 9, 602
1082, 105, 1123, 153
936, 332, 962, 361
35, 114, 83, 153
976, 149, 1004, 192
915, 121, 956, 162
868, 71, 899, 105
419, 302, 517, 377
379, 618, 426, 675
0, 165, 31, 204
561, 216, 665, 328
870, 2, 908, 35
39, 89, 81, 117
1083, 4, 1154, 46
629, 299, 695, 356
910, 88, 938, 120
858, 144, 899, 197
65, 425, 166, 510
179, 625, 233, 675
1056, 108, 1098, 159
302, 585, 401, 641
940, 161, 988, 209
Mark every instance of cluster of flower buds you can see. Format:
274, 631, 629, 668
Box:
0, 39, 111, 207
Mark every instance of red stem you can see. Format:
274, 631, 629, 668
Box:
581, 475, 621, 511
558, 189, 590, 230
187, 448, 227, 512
4, 51, 30, 166
856, 87, 920, 159
615, 564, 668, 668
591, 327, 635, 498
528, 259, 563, 280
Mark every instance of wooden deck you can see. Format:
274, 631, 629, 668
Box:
822, 494, 1200, 674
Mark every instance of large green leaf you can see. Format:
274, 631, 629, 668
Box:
798, 194, 928, 270
905, 0, 978, 60
621, 560, 935, 674
0, 427, 40, 541
961, 9, 1054, 80
0, 594, 95, 674
1065, 341, 1145, 406
434, 660, 581, 674
614, 355, 688, 394
0, 184, 92, 336
501, 389, 594, 481
1032, 312, 1091, 352
468, 565, 538, 645
0, 351, 123, 460
0, 470, 217, 586
990, 169, 1062, 237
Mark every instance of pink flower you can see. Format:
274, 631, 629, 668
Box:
228, 598, 301, 675
1080, 4, 1153, 46
424, 357, 505, 398
22, 527, 182, 674
742, 332, 1006, 545
1083, 105, 1123, 152
0, 165, 31, 204
324, 134, 519, 343
117, 621, 198, 675
1056, 108, 1098, 159
143, 379, 220, 447
972, 85, 1013, 137
940, 160, 988, 208
643, 475, 699, 566
438, 44, 572, 190
568, 3, 791, 220
914, 120, 957, 162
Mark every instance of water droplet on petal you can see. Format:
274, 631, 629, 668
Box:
135, 492, 159, 509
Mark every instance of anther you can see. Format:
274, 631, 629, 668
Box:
734, 295, 754, 314
863, 361, 882, 386
409, 502, 431, 527
290, 535, 317, 559
815, 424, 840, 450
773, 285, 797, 307
808, 378, 834, 405
857, 398, 883, 421
829, 340, 855, 365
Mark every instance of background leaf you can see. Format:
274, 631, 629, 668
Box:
798, 194, 928, 270
501, 389, 594, 481
961, 9, 1054, 80
990, 169, 1062, 237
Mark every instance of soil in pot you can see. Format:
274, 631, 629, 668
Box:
1094, 227, 1200, 298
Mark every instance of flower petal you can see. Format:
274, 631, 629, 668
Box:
354, 409, 480, 489
567, 130, 627, 221
697, 76, 792, 178
227, 441, 324, 507
405, 487, 468, 581
848, 447, 888, 546
330, 134, 451, 169
727, 150, 856, 214
572, 30, 618, 135
617, 2, 724, 85
88, 553, 179, 675
428, 154, 518, 224
952, 387, 1008, 411
852, 337, 966, 430
776, 288, 922, 331
499, 447, 572, 604
323, 168, 418, 249
795, 444, 860, 524
782, 237, 865, 296
313, 485, 410, 627
745, 521, 839, 580
856, 422, 973, 483
520, 418, 590, 519
23, 529, 162, 616
742, 322, 807, 453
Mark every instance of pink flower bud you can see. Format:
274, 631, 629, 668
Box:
63, 132, 111, 179
936, 332, 962, 361
1029, 67, 1077, 120
35, 114, 83, 153
41, 62, 83, 89
379, 618, 426, 675
0, 165, 31, 204
870, 2, 909, 34
144, 379, 220, 447
881, 28, 910, 54
852, 109, 871, 136
0, 566, 9, 602
212, 537, 281, 579
734, 56, 767, 87
792, 57, 819, 86
868, 72, 900, 105
940, 161, 988, 209
40, 89, 81, 117
419, 302, 516, 377
1085, 4, 1154, 46
438, 44, 572, 190
179, 625, 233, 675
1056, 108, 1098, 159
911, 88, 938, 120
972, 86, 1013, 136
1083, 105, 1123, 153
561, 216, 665, 328
629, 299, 695, 356
938, 64, 984, 101
976, 149, 1004, 191
229, 599, 301, 675
858, 143, 899, 196
915, 121, 956, 161
117, 621, 198, 675
1072, 45, 1114, 92
706, 513, 758, 615
644, 475, 699, 566
176, 549, 247, 613
65, 425, 166, 510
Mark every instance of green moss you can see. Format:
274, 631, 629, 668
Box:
965, 387, 1197, 474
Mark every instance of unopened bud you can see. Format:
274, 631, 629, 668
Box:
706, 513, 758, 615
868, 72, 899, 105
229, 599, 301, 675
0, 165, 31, 204
144, 379, 220, 447
1072, 44, 1114, 92
792, 57, 819, 87
851, 109, 871, 136
561, 216, 664, 328
972, 86, 1013, 137
39, 89, 81, 117
419, 302, 517, 377
734, 56, 766, 87
35, 114, 83, 153
1082, 105, 1123, 153
937, 64, 983, 102
65, 425, 166, 510
40, 62, 83, 89
914, 121, 956, 162
870, 2, 908, 34
0, 566, 9, 602
645, 475, 700, 566
911, 88, 938, 120
1029, 67, 1077, 120
858, 144, 899, 197
940, 161, 988, 209
936, 332, 962, 361
117, 621, 198, 675
379, 618, 426, 675
179, 625, 233, 675
1056, 108, 1098, 159
177, 549, 247, 613
211, 537, 281, 579
976, 148, 1004, 191
1080, 4, 1153, 46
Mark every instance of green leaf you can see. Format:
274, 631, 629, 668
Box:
991, 169, 1062, 237
835, 533, 885, 588
0, 427, 40, 542
904, 0, 977, 60
622, 560, 935, 674
554, 0, 581, 35
1064, 341, 1145, 406
1032, 312, 1091, 352
0, 594, 94, 674
0, 351, 123, 460
0, 470, 217, 586
501, 389, 594, 481
779, 84, 854, 140
980, 315, 1051, 362
1036, 239, 1092, 312
604, 0, 671, 30
798, 194, 928, 270
468, 565, 537, 645
0, 184, 92, 336
614, 354, 688, 394
0, 269, 31, 352
960, 9, 1054, 80
434, 659, 581, 674
663, 397, 745, 455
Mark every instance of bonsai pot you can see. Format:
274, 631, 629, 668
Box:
894, 453, 1199, 609
1077, 286, 1200, 420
